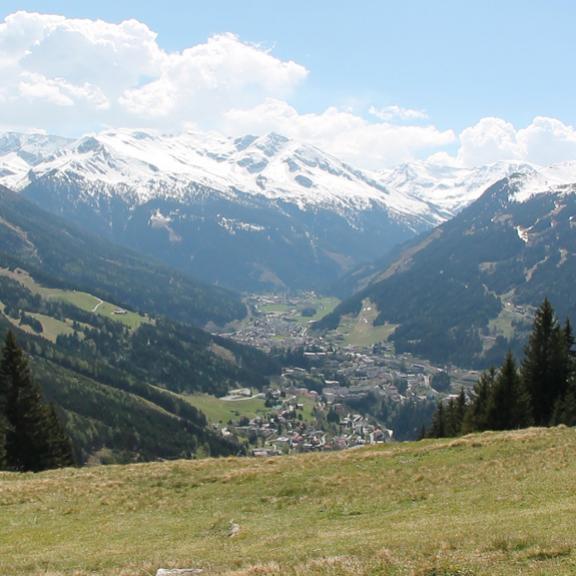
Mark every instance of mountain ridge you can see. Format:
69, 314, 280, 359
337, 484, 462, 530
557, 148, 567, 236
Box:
316, 170, 576, 367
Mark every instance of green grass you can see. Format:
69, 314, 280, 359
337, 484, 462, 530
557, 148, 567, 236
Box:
332, 298, 398, 347
2, 427, 576, 575
261, 303, 292, 314
185, 393, 268, 423
0, 267, 150, 330
304, 297, 340, 323
28, 312, 75, 342
185, 393, 315, 424
259, 297, 340, 325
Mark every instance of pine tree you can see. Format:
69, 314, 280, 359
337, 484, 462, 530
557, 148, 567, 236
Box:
0, 331, 74, 471
486, 352, 532, 430
552, 387, 576, 426
0, 345, 7, 468
428, 402, 446, 438
0, 414, 6, 468
39, 404, 75, 470
443, 389, 467, 437
456, 388, 467, 431
462, 368, 495, 433
521, 299, 569, 424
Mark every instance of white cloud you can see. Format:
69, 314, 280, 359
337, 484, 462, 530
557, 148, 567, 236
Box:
0, 11, 307, 132
223, 99, 455, 168
453, 116, 576, 167
119, 33, 307, 127
457, 117, 521, 166
1, 11, 576, 171
517, 116, 576, 165
368, 105, 428, 122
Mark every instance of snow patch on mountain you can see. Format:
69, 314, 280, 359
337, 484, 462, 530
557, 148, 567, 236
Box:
149, 209, 181, 243
507, 161, 576, 202
0, 132, 72, 189
1, 128, 442, 229
378, 160, 537, 216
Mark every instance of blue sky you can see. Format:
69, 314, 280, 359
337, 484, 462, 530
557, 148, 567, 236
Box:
0, 1, 575, 168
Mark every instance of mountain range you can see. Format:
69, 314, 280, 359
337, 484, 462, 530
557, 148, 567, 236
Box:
0, 129, 527, 292
2, 127, 575, 370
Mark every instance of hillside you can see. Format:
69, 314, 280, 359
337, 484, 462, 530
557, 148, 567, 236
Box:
0, 186, 281, 463
0, 184, 245, 326
1, 426, 575, 575
318, 168, 576, 367
0, 272, 276, 463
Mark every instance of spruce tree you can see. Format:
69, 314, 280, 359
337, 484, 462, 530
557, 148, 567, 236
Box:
486, 352, 532, 430
521, 299, 569, 424
428, 401, 446, 438
552, 387, 576, 426
462, 368, 495, 433
0, 414, 6, 468
39, 404, 75, 470
0, 332, 74, 471
0, 347, 7, 468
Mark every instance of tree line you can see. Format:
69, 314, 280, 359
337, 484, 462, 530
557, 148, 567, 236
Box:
427, 299, 576, 438
0, 331, 74, 472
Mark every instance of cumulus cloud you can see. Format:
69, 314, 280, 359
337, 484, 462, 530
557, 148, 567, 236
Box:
224, 99, 454, 168
454, 116, 576, 167
368, 105, 428, 122
119, 33, 307, 126
517, 117, 576, 165
2, 11, 576, 170
0, 11, 307, 132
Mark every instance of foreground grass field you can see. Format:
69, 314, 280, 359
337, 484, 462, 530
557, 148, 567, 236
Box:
1, 427, 576, 576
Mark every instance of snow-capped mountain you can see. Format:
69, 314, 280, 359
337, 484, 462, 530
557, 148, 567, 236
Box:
7, 129, 447, 292
0, 132, 72, 189
378, 160, 537, 217
5, 127, 576, 293
8, 129, 440, 227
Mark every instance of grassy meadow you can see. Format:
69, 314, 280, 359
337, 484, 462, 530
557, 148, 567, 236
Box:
0, 267, 150, 333
185, 393, 316, 425
1, 427, 576, 575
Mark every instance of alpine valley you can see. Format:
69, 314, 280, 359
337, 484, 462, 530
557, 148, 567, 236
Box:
2, 127, 576, 461
0, 129, 526, 292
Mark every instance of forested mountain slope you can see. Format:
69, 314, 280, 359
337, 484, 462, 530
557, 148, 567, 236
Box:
317, 168, 576, 367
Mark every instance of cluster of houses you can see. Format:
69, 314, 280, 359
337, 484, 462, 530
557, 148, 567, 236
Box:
218, 385, 393, 457
219, 293, 481, 453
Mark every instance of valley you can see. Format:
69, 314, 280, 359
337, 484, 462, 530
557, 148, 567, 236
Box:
212, 292, 482, 448
1, 6, 576, 576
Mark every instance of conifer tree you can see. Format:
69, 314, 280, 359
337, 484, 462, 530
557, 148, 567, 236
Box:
40, 404, 75, 470
0, 348, 7, 468
462, 368, 495, 433
486, 351, 532, 430
0, 413, 6, 469
552, 387, 576, 426
428, 401, 446, 438
0, 331, 74, 471
456, 388, 467, 431
521, 299, 569, 424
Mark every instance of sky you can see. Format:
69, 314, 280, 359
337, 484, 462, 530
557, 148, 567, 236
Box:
0, 1, 575, 169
